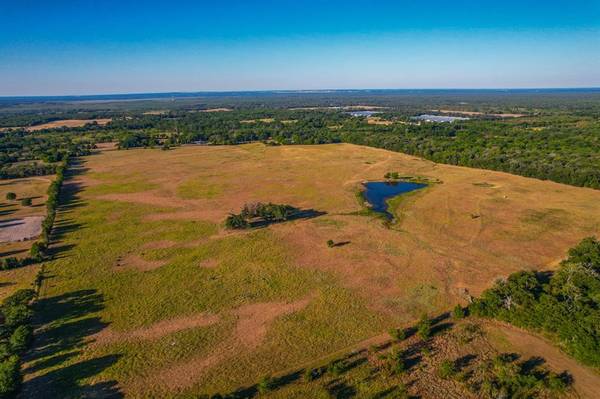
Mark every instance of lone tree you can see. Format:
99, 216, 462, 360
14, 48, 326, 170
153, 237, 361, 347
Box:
327, 240, 335, 248
5, 192, 16, 201
20, 198, 32, 207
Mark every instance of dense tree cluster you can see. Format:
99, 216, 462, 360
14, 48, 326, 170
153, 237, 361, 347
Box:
0, 289, 37, 397
470, 237, 600, 367
225, 202, 297, 229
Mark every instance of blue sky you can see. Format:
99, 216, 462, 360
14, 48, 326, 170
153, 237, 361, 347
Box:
1, 0, 599, 95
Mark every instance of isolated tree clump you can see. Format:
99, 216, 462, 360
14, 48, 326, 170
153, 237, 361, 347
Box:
225, 202, 298, 229
5, 192, 16, 201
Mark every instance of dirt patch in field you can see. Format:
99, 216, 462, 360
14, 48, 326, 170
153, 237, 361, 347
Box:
233, 297, 312, 349
0, 216, 44, 243
142, 240, 177, 249
199, 259, 219, 268
92, 313, 220, 345
132, 296, 312, 393
115, 254, 166, 271
367, 117, 393, 125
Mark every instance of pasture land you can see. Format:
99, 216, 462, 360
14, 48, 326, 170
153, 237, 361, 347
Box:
24, 119, 111, 131
24, 143, 600, 397
0, 176, 53, 258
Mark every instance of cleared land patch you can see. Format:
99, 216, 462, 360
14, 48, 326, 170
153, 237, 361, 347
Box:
21, 118, 111, 131
26, 143, 600, 397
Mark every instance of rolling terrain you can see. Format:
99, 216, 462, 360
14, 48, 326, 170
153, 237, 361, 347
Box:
13, 143, 600, 398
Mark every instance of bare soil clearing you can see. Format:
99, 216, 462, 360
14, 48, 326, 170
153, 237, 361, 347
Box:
26, 118, 111, 131
0, 216, 44, 243
92, 313, 220, 345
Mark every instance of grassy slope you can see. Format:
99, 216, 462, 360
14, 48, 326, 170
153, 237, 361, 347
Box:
22, 143, 600, 397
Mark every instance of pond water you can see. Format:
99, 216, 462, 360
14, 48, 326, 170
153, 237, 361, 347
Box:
362, 181, 426, 219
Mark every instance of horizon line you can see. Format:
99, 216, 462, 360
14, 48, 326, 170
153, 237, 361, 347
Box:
2, 86, 600, 100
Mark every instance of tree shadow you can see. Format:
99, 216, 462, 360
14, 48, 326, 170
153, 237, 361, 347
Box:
332, 241, 351, 247
326, 379, 357, 398
22, 289, 121, 397
248, 209, 327, 229
455, 354, 477, 370
46, 158, 88, 259
0, 248, 26, 257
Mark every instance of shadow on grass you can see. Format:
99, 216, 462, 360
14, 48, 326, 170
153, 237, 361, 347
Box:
248, 209, 327, 229
22, 289, 121, 397
47, 158, 88, 259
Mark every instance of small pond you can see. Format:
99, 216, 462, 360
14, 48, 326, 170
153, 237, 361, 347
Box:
362, 181, 426, 219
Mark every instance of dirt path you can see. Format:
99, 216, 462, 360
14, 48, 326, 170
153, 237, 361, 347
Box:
485, 321, 600, 399
92, 313, 220, 345
128, 296, 313, 393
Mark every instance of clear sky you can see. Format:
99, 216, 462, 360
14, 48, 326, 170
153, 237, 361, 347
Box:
1, 0, 599, 96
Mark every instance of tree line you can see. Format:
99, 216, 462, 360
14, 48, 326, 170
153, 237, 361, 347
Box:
1, 157, 69, 270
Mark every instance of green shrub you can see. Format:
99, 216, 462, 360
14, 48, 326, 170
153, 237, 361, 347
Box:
0, 356, 21, 397
5, 192, 16, 201
20, 198, 32, 207
2, 305, 32, 328
327, 360, 344, 376
438, 359, 457, 379
389, 328, 406, 341
257, 375, 275, 394
224, 213, 249, 229
30, 241, 46, 261
327, 239, 335, 248
417, 314, 432, 340
3, 290, 35, 308
453, 304, 466, 319
9, 326, 32, 354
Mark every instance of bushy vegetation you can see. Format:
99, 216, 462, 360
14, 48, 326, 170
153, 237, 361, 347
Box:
470, 236, 600, 367
0, 289, 37, 397
468, 354, 570, 398
0, 157, 68, 271
225, 202, 298, 229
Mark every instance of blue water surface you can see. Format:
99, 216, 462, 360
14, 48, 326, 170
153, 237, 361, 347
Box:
363, 181, 426, 218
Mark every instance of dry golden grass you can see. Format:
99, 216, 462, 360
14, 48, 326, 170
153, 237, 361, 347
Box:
24, 119, 111, 131
367, 117, 393, 125
24, 143, 600, 397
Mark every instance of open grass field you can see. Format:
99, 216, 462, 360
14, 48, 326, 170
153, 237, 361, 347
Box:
23, 143, 600, 398
0, 119, 112, 132
0, 176, 52, 258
